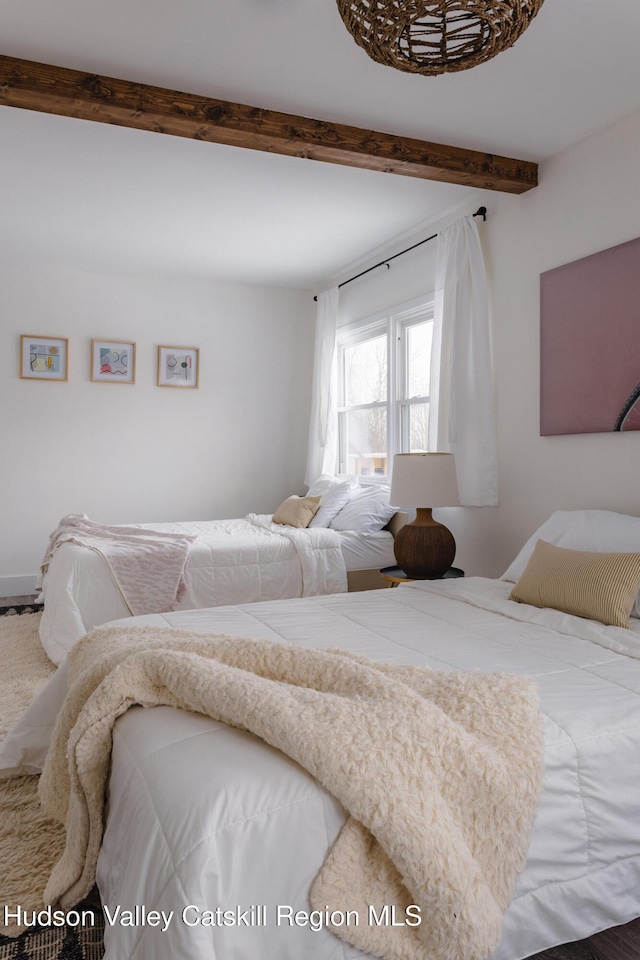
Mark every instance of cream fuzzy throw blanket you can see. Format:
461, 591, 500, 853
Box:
39, 625, 543, 960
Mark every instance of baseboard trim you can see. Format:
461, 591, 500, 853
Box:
0, 575, 38, 599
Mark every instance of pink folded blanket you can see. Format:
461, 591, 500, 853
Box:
40, 514, 198, 615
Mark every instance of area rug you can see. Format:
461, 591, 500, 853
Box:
0, 923, 104, 959
0, 604, 42, 618
0, 613, 105, 957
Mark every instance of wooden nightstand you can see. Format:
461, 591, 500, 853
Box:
379, 565, 465, 587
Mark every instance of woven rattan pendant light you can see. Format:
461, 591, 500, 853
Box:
336, 1, 545, 76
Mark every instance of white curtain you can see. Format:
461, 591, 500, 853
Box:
305, 286, 339, 486
429, 215, 498, 506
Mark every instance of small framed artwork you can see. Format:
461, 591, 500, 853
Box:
157, 346, 199, 388
91, 339, 136, 384
20, 336, 68, 381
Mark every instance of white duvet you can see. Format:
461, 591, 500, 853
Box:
38, 515, 349, 664
90, 577, 640, 960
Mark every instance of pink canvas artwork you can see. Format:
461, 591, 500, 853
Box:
540, 236, 640, 435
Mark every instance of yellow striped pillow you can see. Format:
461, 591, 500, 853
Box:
509, 539, 640, 628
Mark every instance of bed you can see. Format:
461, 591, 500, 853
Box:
7, 508, 640, 960
37, 479, 403, 664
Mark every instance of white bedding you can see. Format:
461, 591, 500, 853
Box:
90, 577, 640, 960
39, 515, 375, 664
338, 528, 396, 571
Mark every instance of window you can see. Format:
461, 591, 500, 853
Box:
336, 298, 434, 481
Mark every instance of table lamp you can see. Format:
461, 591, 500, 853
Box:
389, 453, 460, 579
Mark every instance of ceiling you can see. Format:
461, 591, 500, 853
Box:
2, 0, 640, 289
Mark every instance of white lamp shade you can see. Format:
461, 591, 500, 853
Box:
390, 453, 460, 508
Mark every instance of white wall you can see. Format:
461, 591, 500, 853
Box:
0, 261, 314, 591
335, 230, 439, 327
466, 106, 640, 576
327, 107, 640, 577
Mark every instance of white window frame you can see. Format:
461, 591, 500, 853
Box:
336, 295, 435, 482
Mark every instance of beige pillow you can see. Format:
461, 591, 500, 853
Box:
509, 539, 640, 628
272, 495, 321, 528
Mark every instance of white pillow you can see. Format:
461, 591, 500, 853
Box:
330, 485, 396, 535
502, 509, 640, 617
309, 481, 353, 528
0, 659, 68, 778
306, 475, 341, 497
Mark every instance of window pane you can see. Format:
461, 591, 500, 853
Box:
344, 335, 387, 406
406, 321, 433, 399
343, 408, 388, 478
407, 401, 429, 452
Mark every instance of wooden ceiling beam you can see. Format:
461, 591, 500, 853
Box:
0, 55, 538, 194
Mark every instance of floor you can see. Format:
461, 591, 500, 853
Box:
530, 917, 640, 959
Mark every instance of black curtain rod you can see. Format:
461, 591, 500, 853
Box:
313, 206, 487, 301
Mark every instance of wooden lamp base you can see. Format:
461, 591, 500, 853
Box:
393, 508, 456, 579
